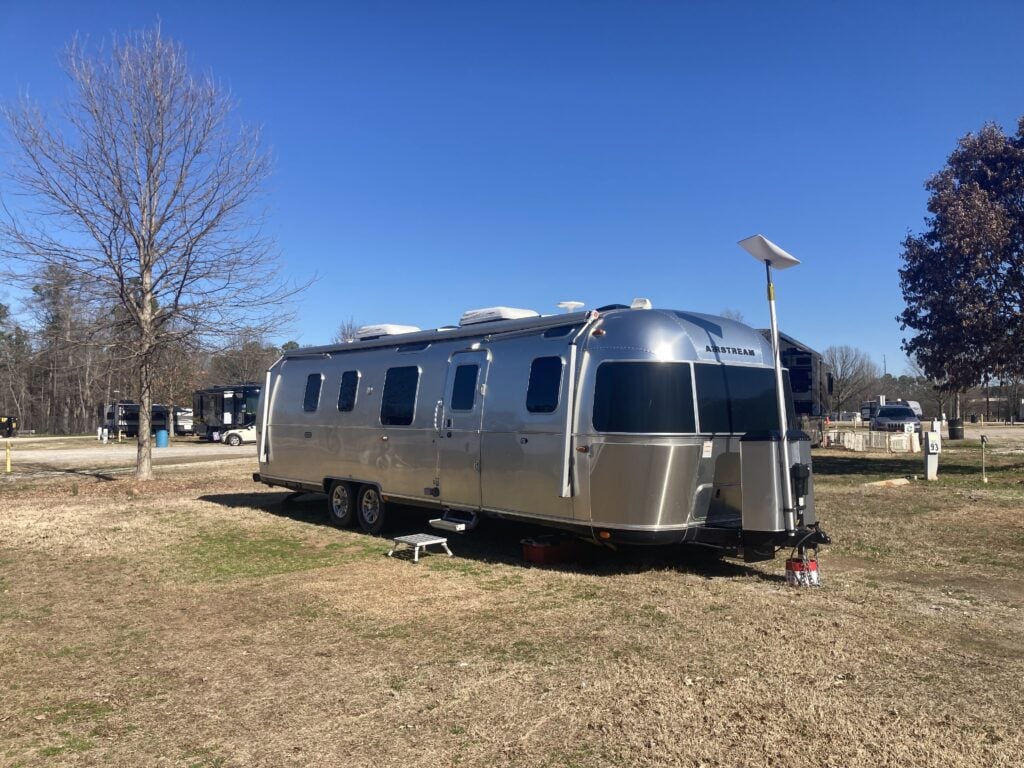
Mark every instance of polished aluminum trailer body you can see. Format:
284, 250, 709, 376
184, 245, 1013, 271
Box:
256, 306, 817, 547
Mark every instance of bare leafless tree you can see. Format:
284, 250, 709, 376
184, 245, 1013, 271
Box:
333, 317, 359, 344
822, 345, 880, 412
1, 27, 303, 478
904, 356, 951, 419
206, 329, 284, 384
720, 308, 745, 322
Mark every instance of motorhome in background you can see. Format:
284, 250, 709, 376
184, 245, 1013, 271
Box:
254, 304, 829, 561
193, 384, 261, 440
899, 400, 923, 418
101, 402, 183, 436
173, 407, 194, 436
758, 330, 832, 418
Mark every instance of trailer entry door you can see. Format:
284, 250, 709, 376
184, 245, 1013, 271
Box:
438, 350, 490, 510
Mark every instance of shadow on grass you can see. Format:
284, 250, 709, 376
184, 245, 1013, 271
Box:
14, 465, 121, 481
813, 454, 979, 477
56, 467, 120, 482
200, 490, 333, 528
199, 491, 785, 582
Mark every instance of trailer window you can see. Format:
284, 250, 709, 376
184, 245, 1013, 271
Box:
303, 373, 324, 412
244, 391, 260, 423
526, 357, 563, 413
593, 362, 695, 433
450, 365, 479, 411
381, 366, 419, 426
337, 370, 359, 412
694, 364, 794, 434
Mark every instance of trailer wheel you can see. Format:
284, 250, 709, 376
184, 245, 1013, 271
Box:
356, 485, 386, 535
327, 480, 355, 528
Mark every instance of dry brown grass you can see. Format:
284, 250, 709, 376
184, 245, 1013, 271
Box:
1, 448, 1022, 767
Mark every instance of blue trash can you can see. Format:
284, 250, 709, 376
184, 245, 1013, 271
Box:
155, 429, 169, 448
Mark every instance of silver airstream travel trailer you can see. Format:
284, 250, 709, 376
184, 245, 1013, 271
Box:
254, 304, 829, 561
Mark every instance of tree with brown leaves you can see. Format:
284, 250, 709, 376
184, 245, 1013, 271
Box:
898, 118, 1024, 418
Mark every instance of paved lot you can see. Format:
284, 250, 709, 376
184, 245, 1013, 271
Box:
1, 436, 256, 477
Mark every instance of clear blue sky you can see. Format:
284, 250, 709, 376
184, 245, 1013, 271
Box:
2, 1, 1023, 374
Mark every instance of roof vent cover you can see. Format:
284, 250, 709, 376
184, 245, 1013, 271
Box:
459, 306, 539, 326
354, 324, 422, 340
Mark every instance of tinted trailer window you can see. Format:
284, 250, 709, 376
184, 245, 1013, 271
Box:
303, 374, 323, 412
450, 364, 479, 411
381, 366, 420, 426
337, 370, 359, 412
694, 364, 795, 434
592, 362, 696, 433
526, 357, 563, 413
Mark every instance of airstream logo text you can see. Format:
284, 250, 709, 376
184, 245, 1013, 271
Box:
706, 344, 755, 356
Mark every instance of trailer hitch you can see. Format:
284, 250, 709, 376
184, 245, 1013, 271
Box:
797, 525, 831, 547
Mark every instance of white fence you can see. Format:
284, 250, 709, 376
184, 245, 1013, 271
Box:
826, 429, 920, 453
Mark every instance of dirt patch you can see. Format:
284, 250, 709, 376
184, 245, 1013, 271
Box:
1, 450, 1022, 766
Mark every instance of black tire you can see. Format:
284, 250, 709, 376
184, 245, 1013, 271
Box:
226, 434, 242, 447
356, 485, 386, 535
326, 480, 355, 528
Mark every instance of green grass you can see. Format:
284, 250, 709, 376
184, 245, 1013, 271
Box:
177, 526, 380, 582
39, 733, 93, 757
479, 574, 524, 591
815, 442, 1024, 490
182, 746, 228, 768
51, 700, 113, 725
426, 557, 485, 576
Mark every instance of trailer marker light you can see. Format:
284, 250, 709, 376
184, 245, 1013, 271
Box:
592, 329, 606, 337
598, 530, 611, 540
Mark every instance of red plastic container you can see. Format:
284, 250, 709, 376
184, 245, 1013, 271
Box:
785, 557, 820, 587
522, 536, 576, 564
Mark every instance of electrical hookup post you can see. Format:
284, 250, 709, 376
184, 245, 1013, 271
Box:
739, 235, 831, 587
924, 429, 941, 481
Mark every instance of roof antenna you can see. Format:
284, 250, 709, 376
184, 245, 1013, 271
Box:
557, 301, 584, 313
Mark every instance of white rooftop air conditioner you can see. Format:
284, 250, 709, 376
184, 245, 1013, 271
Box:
354, 324, 422, 340
459, 307, 540, 326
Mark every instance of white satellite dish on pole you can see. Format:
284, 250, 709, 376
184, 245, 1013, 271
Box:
738, 233, 800, 537
738, 234, 800, 270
